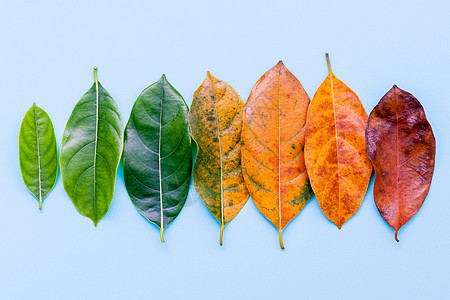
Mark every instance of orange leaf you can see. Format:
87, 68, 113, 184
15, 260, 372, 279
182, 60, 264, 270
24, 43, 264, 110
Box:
189, 72, 249, 246
304, 54, 372, 229
241, 61, 313, 249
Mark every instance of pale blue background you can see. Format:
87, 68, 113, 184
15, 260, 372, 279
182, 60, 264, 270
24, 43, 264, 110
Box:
1, 0, 449, 299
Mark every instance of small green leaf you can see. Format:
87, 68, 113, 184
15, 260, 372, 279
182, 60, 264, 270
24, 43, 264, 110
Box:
19, 103, 58, 209
60, 67, 123, 226
123, 75, 192, 242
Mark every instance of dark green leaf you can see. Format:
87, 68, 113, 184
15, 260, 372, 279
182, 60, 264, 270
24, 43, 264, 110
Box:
19, 103, 58, 209
123, 75, 192, 242
60, 68, 123, 226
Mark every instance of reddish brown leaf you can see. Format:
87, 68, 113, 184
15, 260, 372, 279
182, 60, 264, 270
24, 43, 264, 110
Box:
366, 85, 436, 241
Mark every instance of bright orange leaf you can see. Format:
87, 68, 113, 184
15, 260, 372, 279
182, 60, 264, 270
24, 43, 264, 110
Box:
304, 54, 372, 229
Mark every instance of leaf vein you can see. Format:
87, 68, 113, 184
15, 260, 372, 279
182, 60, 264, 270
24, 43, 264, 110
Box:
125, 163, 159, 193
245, 123, 277, 156
161, 149, 190, 181
64, 141, 96, 172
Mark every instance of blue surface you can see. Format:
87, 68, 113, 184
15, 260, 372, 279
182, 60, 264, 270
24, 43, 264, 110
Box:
1, 0, 449, 299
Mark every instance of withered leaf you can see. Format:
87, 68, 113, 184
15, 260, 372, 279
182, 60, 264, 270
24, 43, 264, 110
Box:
189, 72, 249, 246
366, 85, 435, 241
241, 61, 313, 249
304, 54, 372, 229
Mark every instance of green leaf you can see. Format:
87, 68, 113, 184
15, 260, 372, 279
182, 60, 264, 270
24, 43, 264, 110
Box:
19, 103, 58, 209
123, 75, 192, 242
60, 67, 123, 226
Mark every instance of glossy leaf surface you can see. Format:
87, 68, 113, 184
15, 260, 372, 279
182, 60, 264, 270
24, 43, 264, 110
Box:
60, 68, 123, 226
123, 75, 192, 242
189, 72, 248, 245
366, 85, 435, 241
19, 103, 58, 209
241, 61, 313, 249
304, 54, 372, 229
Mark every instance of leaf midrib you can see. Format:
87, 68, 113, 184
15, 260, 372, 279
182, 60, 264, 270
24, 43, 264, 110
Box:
394, 87, 400, 231
211, 84, 224, 227
92, 75, 99, 224
329, 73, 342, 226
34, 104, 42, 206
158, 79, 165, 231
277, 68, 282, 231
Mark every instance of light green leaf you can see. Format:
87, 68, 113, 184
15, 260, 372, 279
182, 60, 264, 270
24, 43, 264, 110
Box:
19, 103, 58, 209
60, 68, 123, 226
123, 75, 192, 242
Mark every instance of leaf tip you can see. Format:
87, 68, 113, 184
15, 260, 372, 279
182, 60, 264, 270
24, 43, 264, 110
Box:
206, 71, 215, 81
277, 60, 284, 66
388, 85, 401, 95
161, 74, 167, 80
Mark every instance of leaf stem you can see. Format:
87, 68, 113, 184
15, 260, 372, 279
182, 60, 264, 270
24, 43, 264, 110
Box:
94, 66, 98, 83
325, 53, 332, 73
395, 230, 399, 242
220, 224, 224, 246
160, 227, 165, 243
279, 229, 285, 249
